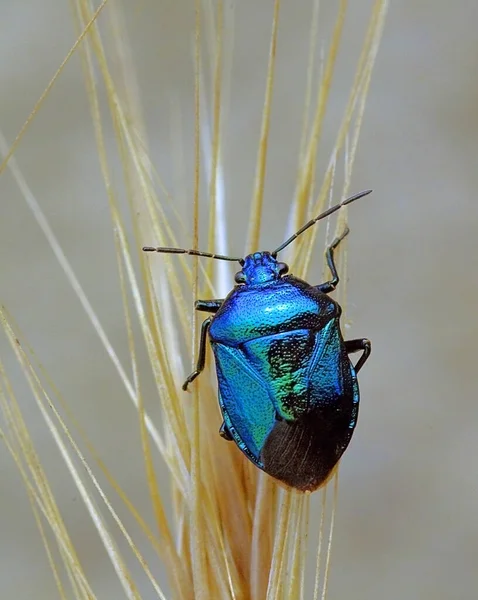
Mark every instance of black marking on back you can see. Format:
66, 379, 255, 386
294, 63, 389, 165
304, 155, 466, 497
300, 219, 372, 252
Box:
266, 331, 315, 417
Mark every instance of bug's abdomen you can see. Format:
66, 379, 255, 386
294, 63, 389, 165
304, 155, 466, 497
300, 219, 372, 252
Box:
254, 322, 359, 490
259, 401, 356, 491
213, 317, 359, 490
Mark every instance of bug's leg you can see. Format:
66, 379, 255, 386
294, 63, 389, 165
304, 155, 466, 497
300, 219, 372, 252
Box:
345, 338, 371, 373
316, 226, 350, 294
183, 317, 212, 390
195, 299, 223, 313
219, 421, 233, 441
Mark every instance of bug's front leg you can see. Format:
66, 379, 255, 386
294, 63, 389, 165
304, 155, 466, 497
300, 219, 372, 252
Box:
183, 317, 213, 390
195, 299, 223, 313
316, 226, 350, 294
345, 338, 371, 373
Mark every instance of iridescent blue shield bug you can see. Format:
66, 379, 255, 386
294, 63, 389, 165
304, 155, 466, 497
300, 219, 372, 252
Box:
144, 190, 372, 492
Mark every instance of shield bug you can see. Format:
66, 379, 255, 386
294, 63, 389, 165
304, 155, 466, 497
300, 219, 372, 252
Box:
143, 190, 372, 492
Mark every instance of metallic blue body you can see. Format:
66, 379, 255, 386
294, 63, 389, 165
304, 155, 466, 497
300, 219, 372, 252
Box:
208, 252, 360, 492
144, 190, 373, 491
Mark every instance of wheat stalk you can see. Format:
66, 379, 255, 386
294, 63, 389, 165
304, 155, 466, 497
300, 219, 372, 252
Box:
0, 1, 388, 598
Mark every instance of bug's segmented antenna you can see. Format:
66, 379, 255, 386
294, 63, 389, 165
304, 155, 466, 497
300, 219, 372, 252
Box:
271, 189, 373, 256
143, 246, 244, 264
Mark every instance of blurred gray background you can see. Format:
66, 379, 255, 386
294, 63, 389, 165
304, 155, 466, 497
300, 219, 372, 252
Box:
1, 1, 478, 599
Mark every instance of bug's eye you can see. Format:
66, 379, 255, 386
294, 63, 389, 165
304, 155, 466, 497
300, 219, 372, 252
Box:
278, 262, 289, 275
235, 272, 246, 284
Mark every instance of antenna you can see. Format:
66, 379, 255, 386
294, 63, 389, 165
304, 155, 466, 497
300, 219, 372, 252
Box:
142, 246, 243, 264
271, 189, 372, 256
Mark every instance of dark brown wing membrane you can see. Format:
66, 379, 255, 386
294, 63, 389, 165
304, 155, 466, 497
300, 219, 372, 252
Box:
259, 404, 353, 492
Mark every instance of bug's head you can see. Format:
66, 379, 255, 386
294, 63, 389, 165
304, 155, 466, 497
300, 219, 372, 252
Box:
234, 252, 289, 285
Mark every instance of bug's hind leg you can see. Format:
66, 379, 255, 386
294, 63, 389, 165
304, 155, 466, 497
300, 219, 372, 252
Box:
219, 421, 233, 441
345, 338, 371, 373
317, 226, 350, 294
183, 317, 212, 390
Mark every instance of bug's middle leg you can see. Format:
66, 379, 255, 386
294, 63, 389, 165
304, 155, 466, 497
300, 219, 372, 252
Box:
345, 338, 371, 373
219, 421, 233, 441
182, 317, 212, 390
316, 226, 350, 294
